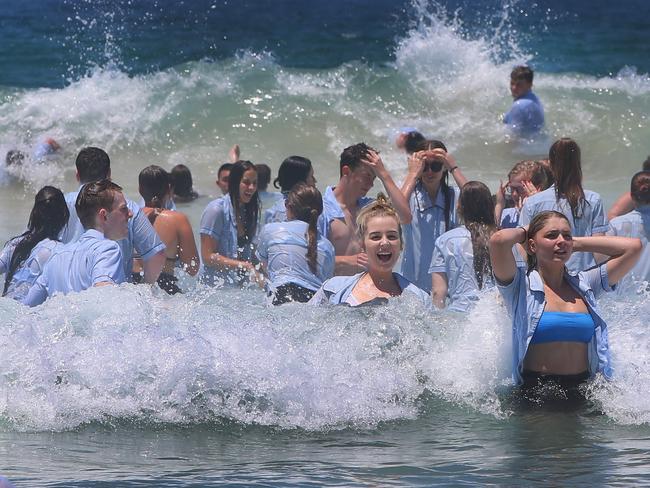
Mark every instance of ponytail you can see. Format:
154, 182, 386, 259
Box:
306, 209, 319, 274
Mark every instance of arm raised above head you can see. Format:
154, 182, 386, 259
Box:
489, 227, 526, 285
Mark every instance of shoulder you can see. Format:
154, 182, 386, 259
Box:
526, 186, 555, 206
322, 273, 362, 293
583, 189, 603, 203
440, 226, 470, 241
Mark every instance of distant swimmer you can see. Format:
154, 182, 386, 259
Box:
504, 66, 544, 137
32, 137, 61, 162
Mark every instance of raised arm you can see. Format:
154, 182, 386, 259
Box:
489, 226, 526, 285
432, 149, 468, 189
362, 150, 412, 224
572, 235, 642, 285
401, 151, 424, 200
607, 192, 634, 221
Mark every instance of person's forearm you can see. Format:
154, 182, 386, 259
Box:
378, 170, 412, 224
448, 166, 467, 189
400, 171, 419, 200
334, 255, 362, 276
143, 251, 165, 284
573, 235, 638, 257
205, 252, 251, 272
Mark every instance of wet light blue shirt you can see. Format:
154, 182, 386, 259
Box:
0, 237, 62, 303
309, 271, 431, 308
504, 90, 545, 137
401, 182, 459, 293
60, 186, 165, 279
199, 195, 257, 285
256, 220, 335, 292
429, 226, 493, 312
496, 260, 614, 385
519, 184, 608, 272
607, 205, 650, 290
24, 229, 126, 307
264, 193, 288, 225
500, 207, 520, 229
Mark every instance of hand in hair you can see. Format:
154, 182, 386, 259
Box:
360, 149, 388, 178
407, 151, 426, 178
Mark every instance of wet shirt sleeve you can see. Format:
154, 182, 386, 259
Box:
591, 196, 609, 234
200, 201, 225, 241
92, 242, 126, 285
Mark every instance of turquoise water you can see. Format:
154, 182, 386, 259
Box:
1, 1, 650, 485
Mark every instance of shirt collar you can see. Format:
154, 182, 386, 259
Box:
414, 181, 445, 212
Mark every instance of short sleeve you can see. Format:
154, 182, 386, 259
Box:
200, 202, 226, 240
91, 243, 125, 285
590, 196, 609, 234
23, 274, 48, 307
130, 205, 166, 261
495, 259, 525, 317
321, 243, 335, 280
581, 264, 614, 298
428, 236, 446, 274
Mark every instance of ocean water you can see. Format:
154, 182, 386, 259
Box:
1, 0, 650, 486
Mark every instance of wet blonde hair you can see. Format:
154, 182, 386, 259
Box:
356, 193, 403, 248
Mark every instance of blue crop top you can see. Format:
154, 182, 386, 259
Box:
529, 311, 595, 344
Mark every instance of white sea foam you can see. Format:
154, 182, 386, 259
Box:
1, 282, 648, 432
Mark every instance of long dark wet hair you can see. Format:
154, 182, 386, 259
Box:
285, 183, 323, 274
549, 138, 586, 219
228, 160, 260, 242
139, 165, 171, 209
459, 181, 497, 289
3, 186, 69, 296
274, 156, 313, 192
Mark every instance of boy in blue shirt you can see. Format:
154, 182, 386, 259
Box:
25, 180, 132, 306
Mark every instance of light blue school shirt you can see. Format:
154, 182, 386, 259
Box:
199, 195, 258, 285
503, 90, 544, 137
309, 271, 431, 308
607, 205, 650, 289
500, 207, 520, 229
429, 226, 493, 312
24, 229, 126, 307
60, 186, 165, 279
264, 193, 288, 225
0, 237, 62, 303
519, 184, 608, 273
256, 220, 335, 292
321, 186, 373, 240
400, 182, 459, 293
496, 260, 614, 385
264, 192, 331, 238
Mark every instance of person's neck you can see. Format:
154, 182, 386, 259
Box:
366, 269, 399, 294
333, 180, 360, 209
422, 179, 441, 199
537, 263, 565, 291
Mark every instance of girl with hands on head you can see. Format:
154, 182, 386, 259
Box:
489, 210, 641, 400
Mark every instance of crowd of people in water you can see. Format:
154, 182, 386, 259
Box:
1, 66, 650, 402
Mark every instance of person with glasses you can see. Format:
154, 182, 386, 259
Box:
400, 140, 467, 292
24, 180, 133, 306
495, 159, 553, 229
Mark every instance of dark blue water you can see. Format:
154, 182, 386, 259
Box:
1, 0, 649, 88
